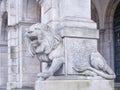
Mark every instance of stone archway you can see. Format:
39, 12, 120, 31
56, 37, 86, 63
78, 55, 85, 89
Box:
105, 0, 120, 88
113, 2, 120, 84
104, 0, 120, 70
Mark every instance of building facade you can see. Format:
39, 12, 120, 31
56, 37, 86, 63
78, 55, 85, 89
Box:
0, 0, 120, 90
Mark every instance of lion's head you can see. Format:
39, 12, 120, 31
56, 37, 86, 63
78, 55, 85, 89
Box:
25, 23, 62, 56
26, 23, 49, 41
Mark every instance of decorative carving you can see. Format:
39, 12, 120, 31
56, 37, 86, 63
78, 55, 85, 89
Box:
25, 23, 64, 80
73, 51, 116, 80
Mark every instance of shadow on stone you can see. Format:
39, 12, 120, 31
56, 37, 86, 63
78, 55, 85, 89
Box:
12, 86, 34, 90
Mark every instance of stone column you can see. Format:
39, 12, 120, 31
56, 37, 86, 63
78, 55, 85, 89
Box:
7, 26, 19, 90
59, 0, 91, 19
7, 0, 41, 90
7, 0, 21, 90
38, 0, 60, 33
58, 0, 99, 75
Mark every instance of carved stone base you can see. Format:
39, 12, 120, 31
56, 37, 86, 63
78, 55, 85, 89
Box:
35, 79, 114, 90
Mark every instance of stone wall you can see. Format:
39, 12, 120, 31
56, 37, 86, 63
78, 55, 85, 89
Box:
7, 0, 41, 89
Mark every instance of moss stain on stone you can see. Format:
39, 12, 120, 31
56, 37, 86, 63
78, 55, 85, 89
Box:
86, 82, 90, 87
77, 81, 90, 90
109, 80, 114, 90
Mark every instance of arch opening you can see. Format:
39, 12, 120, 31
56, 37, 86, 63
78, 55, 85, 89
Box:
113, 2, 120, 83
105, 0, 120, 85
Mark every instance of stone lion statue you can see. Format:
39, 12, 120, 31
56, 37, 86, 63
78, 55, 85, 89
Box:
25, 23, 64, 80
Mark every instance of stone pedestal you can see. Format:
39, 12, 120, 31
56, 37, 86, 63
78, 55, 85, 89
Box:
35, 80, 114, 90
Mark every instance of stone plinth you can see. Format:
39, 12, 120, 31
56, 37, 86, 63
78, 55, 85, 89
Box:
35, 80, 114, 90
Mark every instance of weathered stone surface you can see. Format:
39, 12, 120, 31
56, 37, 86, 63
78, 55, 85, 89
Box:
59, 0, 91, 19
65, 38, 96, 73
35, 80, 114, 90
